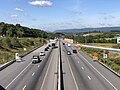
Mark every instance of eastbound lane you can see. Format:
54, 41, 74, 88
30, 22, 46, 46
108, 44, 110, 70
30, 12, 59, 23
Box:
62, 40, 120, 90
61, 42, 78, 90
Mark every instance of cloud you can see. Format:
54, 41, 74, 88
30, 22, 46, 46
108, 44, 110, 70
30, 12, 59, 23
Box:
29, 0, 53, 7
11, 14, 18, 18
15, 8, 24, 12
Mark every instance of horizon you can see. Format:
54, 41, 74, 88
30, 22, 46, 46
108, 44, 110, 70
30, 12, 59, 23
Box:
1, 0, 120, 31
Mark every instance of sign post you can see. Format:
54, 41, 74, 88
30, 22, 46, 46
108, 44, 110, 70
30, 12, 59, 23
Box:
103, 53, 107, 63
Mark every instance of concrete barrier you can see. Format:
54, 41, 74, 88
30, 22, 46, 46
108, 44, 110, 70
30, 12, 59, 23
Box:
0, 60, 15, 71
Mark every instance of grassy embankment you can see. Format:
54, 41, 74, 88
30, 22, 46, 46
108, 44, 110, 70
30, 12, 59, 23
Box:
80, 44, 120, 74
0, 37, 47, 64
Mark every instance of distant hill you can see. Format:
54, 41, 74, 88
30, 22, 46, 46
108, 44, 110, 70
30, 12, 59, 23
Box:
54, 27, 120, 34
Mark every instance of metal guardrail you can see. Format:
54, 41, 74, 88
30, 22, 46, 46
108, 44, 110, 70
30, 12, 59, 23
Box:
82, 45, 120, 53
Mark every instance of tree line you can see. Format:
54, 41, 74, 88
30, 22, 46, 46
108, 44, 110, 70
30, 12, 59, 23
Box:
0, 22, 55, 38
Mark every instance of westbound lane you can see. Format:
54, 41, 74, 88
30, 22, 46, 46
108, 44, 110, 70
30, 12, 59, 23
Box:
37, 42, 59, 90
62, 40, 120, 90
0, 43, 53, 90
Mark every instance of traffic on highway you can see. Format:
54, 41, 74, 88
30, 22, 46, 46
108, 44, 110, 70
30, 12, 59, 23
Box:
0, 39, 120, 90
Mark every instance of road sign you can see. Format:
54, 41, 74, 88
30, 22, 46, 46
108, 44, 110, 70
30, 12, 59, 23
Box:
103, 53, 107, 59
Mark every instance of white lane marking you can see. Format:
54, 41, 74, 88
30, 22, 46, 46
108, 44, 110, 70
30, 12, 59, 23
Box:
22, 85, 26, 90
88, 76, 91, 80
38, 65, 40, 67
79, 54, 118, 90
32, 73, 35, 76
78, 61, 79, 63
81, 67, 84, 70
40, 52, 54, 90
67, 58, 79, 90
5, 62, 31, 89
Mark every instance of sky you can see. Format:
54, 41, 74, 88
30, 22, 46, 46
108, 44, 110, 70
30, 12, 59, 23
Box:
0, 0, 120, 31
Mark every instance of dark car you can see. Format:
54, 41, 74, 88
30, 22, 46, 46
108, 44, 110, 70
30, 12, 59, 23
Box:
48, 44, 51, 47
73, 49, 77, 53
63, 43, 65, 45
32, 55, 41, 64
45, 47, 48, 51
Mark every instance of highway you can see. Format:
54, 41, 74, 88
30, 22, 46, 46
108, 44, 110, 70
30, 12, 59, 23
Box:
0, 42, 58, 90
0, 40, 120, 90
62, 40, 120, 90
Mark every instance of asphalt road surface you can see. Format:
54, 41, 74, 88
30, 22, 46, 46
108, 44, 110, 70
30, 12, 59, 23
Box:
62, 40, 120, 90
0, 42, 58, 90
0, 40, 120, 90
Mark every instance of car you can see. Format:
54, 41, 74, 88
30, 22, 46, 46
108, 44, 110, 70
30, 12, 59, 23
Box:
39, 52, 45, 56
63, 43, 65, 45
45, 47, 48, 51
48, 44, 51, 47
73, 49, 77, 53
32, 55, 41, 64
67, 51, 71, 55
47, 46, 49, 49
68, 44, 71, 47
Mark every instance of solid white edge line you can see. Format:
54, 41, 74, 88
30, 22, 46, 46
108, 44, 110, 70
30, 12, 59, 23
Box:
67, 57, 79, 90
5, 62, 31, 89
80, 54, 118, 90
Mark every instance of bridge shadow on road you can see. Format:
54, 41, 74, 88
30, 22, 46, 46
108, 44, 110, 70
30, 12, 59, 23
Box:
0, 85, 6, 90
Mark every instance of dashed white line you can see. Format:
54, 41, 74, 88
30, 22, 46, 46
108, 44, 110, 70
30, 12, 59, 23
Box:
79, 54, 118, 90
78, 61, 79, 63
22, 85, 26, 90
88, 76, 91, 80
81, 67, 84, 70
32, 72, 35, 76
38, 65, 40, 67
5, 62, 31, 89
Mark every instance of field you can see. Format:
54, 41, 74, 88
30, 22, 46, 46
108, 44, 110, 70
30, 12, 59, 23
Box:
0, 37, 47, 64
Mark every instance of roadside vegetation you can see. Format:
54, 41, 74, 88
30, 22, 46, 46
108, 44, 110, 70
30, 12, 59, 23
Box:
64, 31, 120, 74
0, 37, 47, 64
0, 22, 57, 64
81, 47, 120, 74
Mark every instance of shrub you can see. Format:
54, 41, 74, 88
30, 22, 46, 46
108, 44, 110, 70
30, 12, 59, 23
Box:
11, 37, 22, 48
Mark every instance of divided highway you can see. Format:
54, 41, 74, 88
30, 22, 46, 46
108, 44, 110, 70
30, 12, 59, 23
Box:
0, 40, 120, 90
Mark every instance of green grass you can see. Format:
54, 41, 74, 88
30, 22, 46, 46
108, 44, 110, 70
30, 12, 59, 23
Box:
83, 33, 103, 36
0, 37, 47, 64
81, 47, 120, 74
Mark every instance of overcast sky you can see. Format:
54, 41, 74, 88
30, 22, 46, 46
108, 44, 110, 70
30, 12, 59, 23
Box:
0, 0, 120, 31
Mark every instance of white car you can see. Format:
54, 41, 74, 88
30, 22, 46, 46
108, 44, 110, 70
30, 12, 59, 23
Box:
68, 44, 71, 47
32, 55, 41, 64
39, 52, 45, 56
